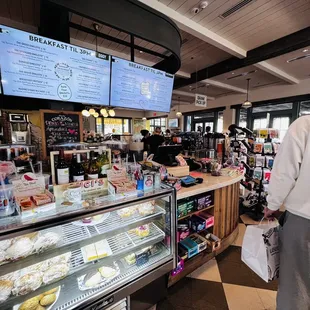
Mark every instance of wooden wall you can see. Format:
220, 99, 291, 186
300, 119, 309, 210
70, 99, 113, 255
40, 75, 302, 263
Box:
213, 182, 240, 239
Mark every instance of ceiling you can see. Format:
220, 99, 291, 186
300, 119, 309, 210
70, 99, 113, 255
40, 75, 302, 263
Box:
0, 0, 309, 104
158, 0, 310, 50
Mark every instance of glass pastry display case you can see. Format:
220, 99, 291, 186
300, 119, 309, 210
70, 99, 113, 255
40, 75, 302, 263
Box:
0, 186, 176, 310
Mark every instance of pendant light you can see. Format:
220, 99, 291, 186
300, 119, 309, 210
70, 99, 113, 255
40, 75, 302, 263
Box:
108, 109, 115, 117
176, 96, 182, 117
100, 108, 107, 115
93, 112, 99, 118
89, 108, 96, 115
82, 109, 90, 117
242, 78, 252, 109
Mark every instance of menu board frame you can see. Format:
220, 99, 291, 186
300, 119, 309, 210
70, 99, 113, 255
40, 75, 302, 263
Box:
40, 109, 83, 158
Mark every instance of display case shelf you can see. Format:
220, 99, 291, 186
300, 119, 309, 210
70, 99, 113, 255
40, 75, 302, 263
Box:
4, 240, 169, 310
0, 206, 166, 276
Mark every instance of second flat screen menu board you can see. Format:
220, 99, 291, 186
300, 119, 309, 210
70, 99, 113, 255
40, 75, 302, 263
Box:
0, 25, 110, 105
111, 56, 174, 113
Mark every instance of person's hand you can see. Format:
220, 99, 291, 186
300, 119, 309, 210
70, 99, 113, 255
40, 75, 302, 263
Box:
264, 207, 276, 220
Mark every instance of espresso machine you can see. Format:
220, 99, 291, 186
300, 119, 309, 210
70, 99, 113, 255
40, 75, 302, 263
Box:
9, 113, 31, 144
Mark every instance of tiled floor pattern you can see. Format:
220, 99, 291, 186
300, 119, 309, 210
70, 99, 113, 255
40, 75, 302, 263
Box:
158, 220, 278, 310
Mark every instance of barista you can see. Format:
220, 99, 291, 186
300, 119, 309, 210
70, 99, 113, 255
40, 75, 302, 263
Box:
148, 126, 164, 156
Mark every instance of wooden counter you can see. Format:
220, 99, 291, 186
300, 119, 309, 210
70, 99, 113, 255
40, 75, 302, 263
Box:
169, 172, 242, 287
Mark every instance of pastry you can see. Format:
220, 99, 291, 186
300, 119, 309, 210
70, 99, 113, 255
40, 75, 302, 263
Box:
83, 271, 102, 288
0, 270, 20, 282
98, 266, 117, 278
32, 194, 52, 206
48, 252, 71, 265
20, 197, 32, 208
13, 272, 42, 295
92, 214, 103, 221
43, 263, 69, 285
0, 249, 7, 265
40, 293, 56, 306
0, 239, 11, 251
0, 279, 13, 302
19, 296, 40, 310
94, 240, 111, 259
82, 217, 92, 224
124, 253, 136, 265
83, 244, 97, 261
138, 202, 155, 216
36, 305, 45, 310
135, 225, 150, 238
33, 232, 60, 253
6, 237, 33, 260
117, 207, 136, 218
43, 287, 59, 295
24, 260, 50, 274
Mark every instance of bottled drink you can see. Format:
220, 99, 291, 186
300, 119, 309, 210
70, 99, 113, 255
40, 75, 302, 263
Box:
72, 154, 85, 182
88, 151, 99, 179
69, 153, 77, 182
97, 150, 110, 177
56, 149, 69, 185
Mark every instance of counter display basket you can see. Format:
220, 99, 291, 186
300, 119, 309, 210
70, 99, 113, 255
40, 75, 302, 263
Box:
0, 185, 177, 310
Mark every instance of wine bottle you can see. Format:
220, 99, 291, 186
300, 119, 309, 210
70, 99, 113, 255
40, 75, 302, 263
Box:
69, 153, 77, 182
97, 150, 110, 178
88, 151, 99, 179
72, 154, 85, 181
56, 149, 69, 185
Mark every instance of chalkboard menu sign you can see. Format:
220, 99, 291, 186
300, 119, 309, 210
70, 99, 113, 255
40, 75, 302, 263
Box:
40, 110, 82, 157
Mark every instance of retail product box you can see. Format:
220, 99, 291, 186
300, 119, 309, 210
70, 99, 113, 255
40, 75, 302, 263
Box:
198, 231, 221, 252
188, 234, 208, 253
177, 198, 195, 218
108, 180, 136, 195
177, 220, 190, 242
178, 245, 188, 261
189, 215, 206, 232
198, 211, 214, 229
179, 238, 199, 258
196, 191, 214, 210
13, 173, 56, 218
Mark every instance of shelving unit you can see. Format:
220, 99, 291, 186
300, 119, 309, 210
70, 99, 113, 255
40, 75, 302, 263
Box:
178, 205, 214, 221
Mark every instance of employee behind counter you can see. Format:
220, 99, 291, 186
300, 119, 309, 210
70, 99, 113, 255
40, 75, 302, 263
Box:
145, 126, 165, 157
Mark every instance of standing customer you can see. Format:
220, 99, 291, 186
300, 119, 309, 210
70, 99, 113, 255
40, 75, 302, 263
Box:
148, 126, 164, 156
265, 116, 310, 310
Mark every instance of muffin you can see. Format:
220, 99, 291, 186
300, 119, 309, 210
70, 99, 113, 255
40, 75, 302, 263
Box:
40, 293, 56, 306
18, 296, 40, 310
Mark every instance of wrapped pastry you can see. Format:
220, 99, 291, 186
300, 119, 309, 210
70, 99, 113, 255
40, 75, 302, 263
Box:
33, 232, 60, 253
32, 194, 52, 206
138, 202, 155, 216
40, 293, 56, 306
0, 250, 7, 265
83, 271, 102, 288
48, 252, 71, 265
0, 279, 13, 302
43, 263, 69, 285
124, 253, 136, 265
18, 295, 40, 310
13, 272, 42, 295
135, 225, 150, 238
98, 266, 117, 278
117, 207, 136, 218
6, 237, 33, 260
24, 260, 50, 274
0, 270, 20, 282
0, 239, 11, 251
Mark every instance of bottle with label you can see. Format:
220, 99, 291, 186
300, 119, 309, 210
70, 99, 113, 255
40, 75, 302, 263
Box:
69, 153, 77, 182
72, 154, 85, 182
56, 149, 69, 185
88, 151, 99, 180
97, 150, 110, 178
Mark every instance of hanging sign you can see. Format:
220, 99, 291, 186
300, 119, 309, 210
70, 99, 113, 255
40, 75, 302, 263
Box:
195, 94, 207, 108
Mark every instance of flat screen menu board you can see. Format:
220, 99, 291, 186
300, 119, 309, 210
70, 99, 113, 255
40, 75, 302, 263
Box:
110, 56, 174, 113
0, 25, 110, 105
40, 110, 82, 158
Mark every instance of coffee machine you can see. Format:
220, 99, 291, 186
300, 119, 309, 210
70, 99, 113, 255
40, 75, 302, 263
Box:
9, 113, 31, 145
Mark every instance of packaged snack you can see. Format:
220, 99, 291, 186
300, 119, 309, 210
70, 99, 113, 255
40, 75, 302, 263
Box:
6, 237, 33, 260
33, 232, 60, 253
0, 279, 13, 302
13, 272, 42, 295
135, 225, 150, 238
32, 194, 52, 206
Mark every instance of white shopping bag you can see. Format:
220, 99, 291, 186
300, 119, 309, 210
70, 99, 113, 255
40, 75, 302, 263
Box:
241, 222, 280, 282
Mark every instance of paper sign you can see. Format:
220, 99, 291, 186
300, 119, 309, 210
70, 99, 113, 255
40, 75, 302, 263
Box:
195, 94, 207, 108
12, 173, 45, 197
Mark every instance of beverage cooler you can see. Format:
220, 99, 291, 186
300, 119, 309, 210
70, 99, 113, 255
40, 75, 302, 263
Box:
0, 186, 177, 310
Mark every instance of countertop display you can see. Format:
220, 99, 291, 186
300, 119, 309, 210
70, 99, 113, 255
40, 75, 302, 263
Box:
0, 186, 177, 310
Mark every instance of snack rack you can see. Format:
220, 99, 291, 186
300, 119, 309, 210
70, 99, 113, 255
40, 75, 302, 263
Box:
0, 185, 177, 310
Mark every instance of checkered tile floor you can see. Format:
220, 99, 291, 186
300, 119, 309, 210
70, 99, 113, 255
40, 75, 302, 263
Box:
157, 215, 278, 310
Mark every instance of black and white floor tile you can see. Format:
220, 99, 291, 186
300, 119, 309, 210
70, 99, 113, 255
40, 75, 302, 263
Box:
157, 220, 278, 310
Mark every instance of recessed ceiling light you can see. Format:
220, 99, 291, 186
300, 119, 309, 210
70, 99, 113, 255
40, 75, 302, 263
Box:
189, 86, 192, 88
302, 49, 309, 53
139, 50, 143, 54
231, 72, 235, 74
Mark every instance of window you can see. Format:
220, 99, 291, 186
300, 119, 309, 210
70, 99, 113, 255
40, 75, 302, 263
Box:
205, 122, 214, 132
299, 101, 310, 116
149, 118, 166, 133
238, 109, 248, 128
185, 116, 192, 132
272, 117, 290, 141
217, 111, 223, 133
96, 118, 131, 134
253, 118, 267, 130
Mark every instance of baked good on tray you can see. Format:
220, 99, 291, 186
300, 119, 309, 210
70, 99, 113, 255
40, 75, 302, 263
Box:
135, 224, 150, 238
32, 194, 52, 206
0, 279, 13, 302
98, 266, 117, 278
33, 232, 60, 253
138, 202, 155, 216
19, 197, 32, 208
0, 239, 11, 251
117, 206, 136, 218
6, 237, 33, 260
43, 263, 70, 285
13, 272, 42, 296
83, 271, 102, 288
